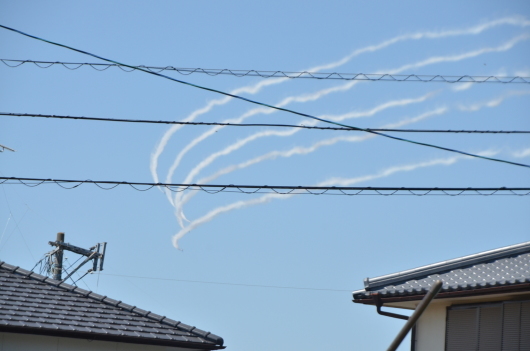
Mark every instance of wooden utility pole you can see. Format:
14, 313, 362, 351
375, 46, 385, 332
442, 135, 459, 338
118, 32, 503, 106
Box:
52, 232, 65, 280
45, 233, 107, 283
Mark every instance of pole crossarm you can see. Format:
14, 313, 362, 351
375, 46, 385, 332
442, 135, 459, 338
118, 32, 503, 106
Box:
49, 241, 100, 258
42, 234, 107, 284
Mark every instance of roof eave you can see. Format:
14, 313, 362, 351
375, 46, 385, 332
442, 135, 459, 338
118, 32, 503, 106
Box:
353, 282, 530, 305
0, 325, 226, 350
0, 261, 225, 348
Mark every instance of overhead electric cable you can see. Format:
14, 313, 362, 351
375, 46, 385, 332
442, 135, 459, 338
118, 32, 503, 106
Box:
2, 59, 529, 83
1, 24, 528, 169
1, 177, 528, 196
3, 112, 528, 134
101, 273, 351, 292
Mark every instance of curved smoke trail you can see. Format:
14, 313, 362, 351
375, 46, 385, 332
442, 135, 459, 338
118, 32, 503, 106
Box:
173, 100, 446, 226
176, 87, 529, 226
171, 150, 506, 249
164, 33, 529, 197
174, 107, 448, 226
150, 16, 530, 184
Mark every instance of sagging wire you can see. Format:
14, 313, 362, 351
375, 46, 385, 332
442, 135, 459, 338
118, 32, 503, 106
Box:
2, 112, 529, 134
2, 59, 529, 83
1, 25, 528, 169
101, 272, 351, 292
1, 177, 529, 196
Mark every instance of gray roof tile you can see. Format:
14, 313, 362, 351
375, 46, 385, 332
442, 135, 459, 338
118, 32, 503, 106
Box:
353, 241, 530, 300
0, 261, 224, 349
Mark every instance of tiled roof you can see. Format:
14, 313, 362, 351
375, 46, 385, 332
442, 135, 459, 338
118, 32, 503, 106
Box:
0, 261, 224, 349
353, 241, 530, 301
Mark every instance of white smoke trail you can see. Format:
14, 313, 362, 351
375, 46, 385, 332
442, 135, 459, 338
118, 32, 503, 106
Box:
514, 69, 530, 77
165, 91, 435, 209
172, 193, 283, 248
150, 17, 530, 183
171, 150, 500, 249
163, 79, 363, 189
455, 71, 514, 92
458, 90, 530, 111
452, 82, 474, 92
513, 148, 530, 158
177, 86, 525, 223
191, 87, 519, 190
164, 33, 529, 195
175, 107, 447, 227
452, 68, 523, 92
176, 92, 437, 194
302, 16, 530, 72
172, 34, 530, 196
150, 79, 286, 183
381, 34, 530, 74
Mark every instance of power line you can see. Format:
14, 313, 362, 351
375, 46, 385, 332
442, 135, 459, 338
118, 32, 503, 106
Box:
0, 186, 34, 260
1, 177, 528, 196
2, 59, 529, 84
1, 25, 528, 169
3, 112, 528, 134
100, 273, 351, 292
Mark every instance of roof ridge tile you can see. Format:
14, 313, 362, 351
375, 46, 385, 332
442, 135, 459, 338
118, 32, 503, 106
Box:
87, 292, 106, 301
72, 287, 90, 296
102, 297, 120, 306
116, 302, 135, 311
146, 312, 165, 322
131, 307, 150, 316
14, 267, 32, 276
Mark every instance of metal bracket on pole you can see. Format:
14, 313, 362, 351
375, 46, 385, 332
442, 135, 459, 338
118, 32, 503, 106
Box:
60, 251, 98, 283
99, 242, 107, 270
43, 233, 107, 284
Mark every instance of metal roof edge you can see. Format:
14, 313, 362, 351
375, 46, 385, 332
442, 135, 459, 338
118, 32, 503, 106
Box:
352, 288, 365, 295
0, 261, 224, 346
364, 241, 530, 291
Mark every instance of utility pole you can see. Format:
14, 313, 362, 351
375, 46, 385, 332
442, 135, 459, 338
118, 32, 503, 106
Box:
33, 232, 107, 284
52, 232, 65, 280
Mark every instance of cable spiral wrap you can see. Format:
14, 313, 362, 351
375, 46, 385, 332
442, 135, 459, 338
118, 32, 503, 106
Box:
1, 177, 528, 196
3, 59, 530, 83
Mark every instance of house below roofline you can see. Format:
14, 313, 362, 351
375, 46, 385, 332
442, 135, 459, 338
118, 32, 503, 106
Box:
0, 332, 211, 351
0, 261, 225, 351
352, 241, 530, 351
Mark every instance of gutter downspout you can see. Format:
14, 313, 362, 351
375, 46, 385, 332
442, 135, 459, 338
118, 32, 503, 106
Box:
372, 294, 409, 320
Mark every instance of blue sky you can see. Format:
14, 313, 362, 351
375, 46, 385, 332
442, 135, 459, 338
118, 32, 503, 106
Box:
1, 1, 529, 350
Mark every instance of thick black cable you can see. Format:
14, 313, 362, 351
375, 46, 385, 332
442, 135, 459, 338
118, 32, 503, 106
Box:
3, 112, 528, 134
2, 59, 529, 83
1, 177, 528, 196
0, 25, 528, 169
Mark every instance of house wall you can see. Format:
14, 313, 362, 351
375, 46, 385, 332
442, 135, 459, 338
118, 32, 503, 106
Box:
409, 291, 530, 351
414, 300, 450, 351
0, 332, 198, 351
